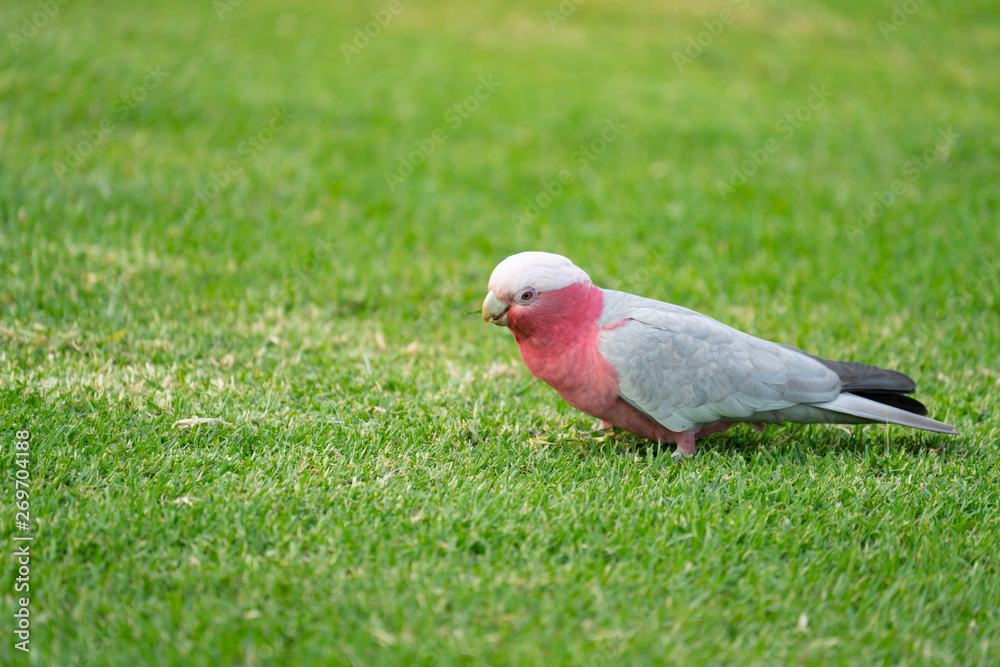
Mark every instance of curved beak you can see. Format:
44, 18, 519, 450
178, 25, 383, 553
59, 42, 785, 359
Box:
482, 290, 510, 326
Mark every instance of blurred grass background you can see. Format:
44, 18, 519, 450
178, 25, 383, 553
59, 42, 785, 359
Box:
1, 0, 999, 664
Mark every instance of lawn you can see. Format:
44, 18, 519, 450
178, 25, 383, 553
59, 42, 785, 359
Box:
1, 0, 999, 664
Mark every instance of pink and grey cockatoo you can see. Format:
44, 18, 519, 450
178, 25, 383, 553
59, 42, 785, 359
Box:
482, 252, 958, 457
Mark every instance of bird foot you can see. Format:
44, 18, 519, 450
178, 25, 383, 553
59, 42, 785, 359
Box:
671, 449, 694, 463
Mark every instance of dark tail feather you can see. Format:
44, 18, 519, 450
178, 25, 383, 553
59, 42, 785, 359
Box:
849, 390, 928, 416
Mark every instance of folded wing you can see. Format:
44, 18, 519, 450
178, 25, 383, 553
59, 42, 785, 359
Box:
597, 290, 842, 432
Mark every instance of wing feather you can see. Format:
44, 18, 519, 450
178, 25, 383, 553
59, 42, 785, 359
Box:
598, 290, 842, 432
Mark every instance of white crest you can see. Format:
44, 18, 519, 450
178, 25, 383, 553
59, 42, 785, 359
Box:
488, 252, 592, 295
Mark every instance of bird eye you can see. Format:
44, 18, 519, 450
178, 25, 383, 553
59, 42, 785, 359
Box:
515, 288, 537, 305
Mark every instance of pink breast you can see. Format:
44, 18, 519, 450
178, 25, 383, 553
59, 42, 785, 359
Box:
510, 284, 685, 444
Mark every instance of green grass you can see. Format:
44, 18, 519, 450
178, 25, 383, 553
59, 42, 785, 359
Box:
2, 0, 999, 664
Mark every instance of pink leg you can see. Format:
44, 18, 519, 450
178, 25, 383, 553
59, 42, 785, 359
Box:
673, 430, 697, 459
598, 420, 614, 430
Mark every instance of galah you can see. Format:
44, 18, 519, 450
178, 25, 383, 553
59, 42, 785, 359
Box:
481, 251, 958, 457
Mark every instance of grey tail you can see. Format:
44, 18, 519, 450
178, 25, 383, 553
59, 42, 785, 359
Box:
784, 346, 929, 416
812, 393, 959, 435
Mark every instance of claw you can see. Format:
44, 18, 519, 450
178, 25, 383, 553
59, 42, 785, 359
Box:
671, 449, 694, 463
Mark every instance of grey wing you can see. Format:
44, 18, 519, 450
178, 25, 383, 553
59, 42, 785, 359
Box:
597, 290, 843, 432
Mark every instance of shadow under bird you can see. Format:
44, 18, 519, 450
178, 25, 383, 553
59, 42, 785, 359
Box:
481, 251, 958, 457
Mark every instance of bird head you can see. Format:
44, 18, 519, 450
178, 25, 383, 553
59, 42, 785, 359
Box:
482, 252, 594, 338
